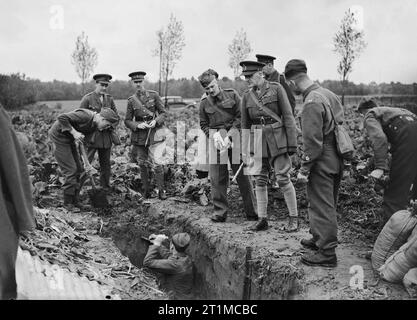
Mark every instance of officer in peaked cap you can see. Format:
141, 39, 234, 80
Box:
93, 73, 112, 84
80, 73, 120, 191
128, 71, 146, 82
198, 68, 257, 223
124, 71, 168, 200
256, 54, 296, 113
143, 232, 193, 299
256, 54, 277, 81
240, 60, 299, 233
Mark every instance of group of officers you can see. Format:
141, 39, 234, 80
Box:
1, 51, 417, 300
46, 53, 417, 272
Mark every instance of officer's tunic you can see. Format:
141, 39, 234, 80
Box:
143, 245, 193, 300
363, 106, 417, 219
199, 88, 257, 219
49, 109, 97, 196
299, 83, 344, 254
0, 106, 35, 299
80, 91, 119, 188
124, 89, 166, 191
265, 69, 296, 113
241, 80, 297, 186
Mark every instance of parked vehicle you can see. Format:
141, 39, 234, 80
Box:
161, 96, 198, 111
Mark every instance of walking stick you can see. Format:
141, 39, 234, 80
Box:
231, 162, 245, 183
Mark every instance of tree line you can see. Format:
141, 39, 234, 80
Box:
1, 72, 417, 110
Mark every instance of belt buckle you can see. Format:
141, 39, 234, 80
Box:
260, 116, 266, 126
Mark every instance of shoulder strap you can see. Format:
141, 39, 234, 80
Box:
248, 90, 281, 122
131, 94, 143, 107
131, 94, 154, 117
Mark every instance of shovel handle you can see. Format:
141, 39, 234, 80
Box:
76, 141, 97, 189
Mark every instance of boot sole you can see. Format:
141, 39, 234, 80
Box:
300, 242, 319, 251
301, 258, 337, 268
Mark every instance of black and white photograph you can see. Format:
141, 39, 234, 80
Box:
1, 0, 417, 311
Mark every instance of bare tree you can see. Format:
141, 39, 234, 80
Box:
71, 31, 98, 95
228, 29, 252, 80
333, 9, 367, 105
153, 14, 185, 107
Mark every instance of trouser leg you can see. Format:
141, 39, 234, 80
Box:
98, 148, 111, 188
209, 162, 229, 217
254, 159, 270, 219
307, 148, 341, 254
232, 161, 257, 218
382, 125, 417, 220
0, 204, 19, 300
54, 142, 80, 197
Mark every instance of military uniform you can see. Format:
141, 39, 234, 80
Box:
49, 108, 118, 205
361, 104, 417, 220
199, 83, 257, 221
124, 71, 167, 198
50, 109, 97, 201
240, 60, 298, 231
256, 54, 296, 113
0, 105, 35, 300
80, 75, 119, 189
299, 83, 344, 256
143, 233, 193, 300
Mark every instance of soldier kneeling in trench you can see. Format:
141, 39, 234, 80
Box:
143, 233, 194, 300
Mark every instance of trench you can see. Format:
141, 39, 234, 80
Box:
105, 199, 304, 300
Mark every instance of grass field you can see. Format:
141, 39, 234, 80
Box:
40, 98, 199, 113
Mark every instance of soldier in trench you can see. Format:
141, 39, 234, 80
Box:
143, 233, 194, 299
0, 104, 35, 299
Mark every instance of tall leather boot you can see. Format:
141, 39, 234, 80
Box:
140, 165, 151, 198
63, 194, 75, 210
155, 168, 167, 200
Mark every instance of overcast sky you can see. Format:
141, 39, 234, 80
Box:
1, 0, 417, 84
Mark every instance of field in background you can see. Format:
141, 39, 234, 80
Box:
40, 98, 199, 114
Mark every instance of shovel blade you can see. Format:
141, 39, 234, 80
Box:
88, 188, 109, 208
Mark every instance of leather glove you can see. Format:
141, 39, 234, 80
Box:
223, 136, 233, 149
369, 169, 384, 180
213, 132, 225, 150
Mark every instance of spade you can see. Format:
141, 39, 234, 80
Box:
76, 141, 109, 208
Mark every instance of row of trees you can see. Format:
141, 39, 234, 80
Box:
1, 72, 416, 110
